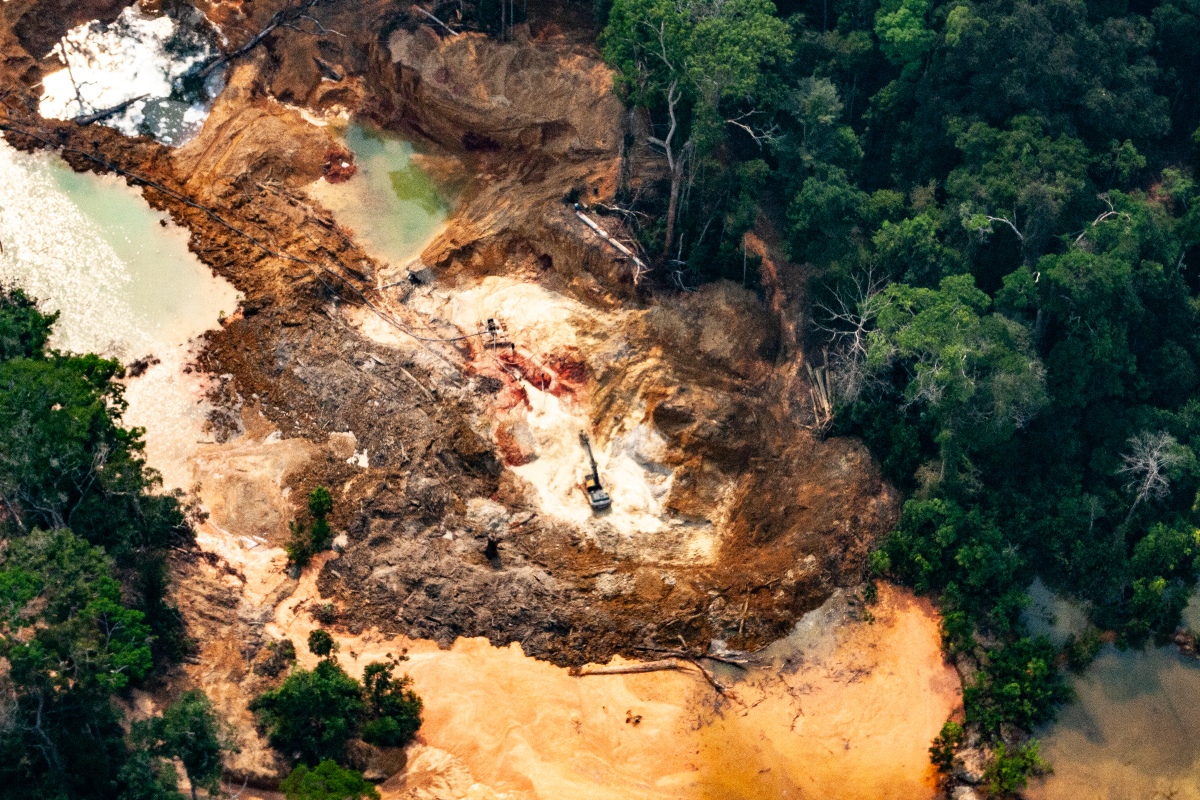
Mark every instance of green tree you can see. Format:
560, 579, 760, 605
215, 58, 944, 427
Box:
280, 761, 379, 800
359, 662, 423, 749
874, 0, 934, 67
787, 164, 869, 263
250, 660, 365, 765
929, 721, 964, 774
984, 741, 1049, 795
308, 487, 334, 551
288, 487, 335, 569
0, 529, 154, 797
964, 637, 1071, 735
872, 212, 962, 287
0, 289, 187, 655
0, 286, 55, 361
602, 0, 791, 256
869, 274, 1047, 471
118, 751, 186, 800
948, 115, 1094, 264
135, 690, 236, 800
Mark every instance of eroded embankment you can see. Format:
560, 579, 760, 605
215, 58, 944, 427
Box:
0, 0, 935, 791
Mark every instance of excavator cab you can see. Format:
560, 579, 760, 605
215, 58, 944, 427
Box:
579, 433, 612, 512
584, 474, 611, 512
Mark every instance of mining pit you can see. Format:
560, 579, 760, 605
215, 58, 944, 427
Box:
0, 0, 960, 796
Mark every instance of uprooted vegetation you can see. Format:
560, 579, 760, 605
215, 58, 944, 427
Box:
0, 0, 899, 664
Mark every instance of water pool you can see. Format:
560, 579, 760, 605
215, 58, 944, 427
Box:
0, 138, 241, 489
306, 123, 452, 269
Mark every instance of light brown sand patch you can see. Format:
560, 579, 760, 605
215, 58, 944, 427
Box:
267, 564, 958, 800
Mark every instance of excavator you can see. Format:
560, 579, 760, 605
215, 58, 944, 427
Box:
579, 432, 612, 512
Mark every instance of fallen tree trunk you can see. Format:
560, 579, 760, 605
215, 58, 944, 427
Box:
578, 658, 685, 675
74, 95, 148, 126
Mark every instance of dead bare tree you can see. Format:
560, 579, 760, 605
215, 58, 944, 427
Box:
811, 269, 890, 407
646, 77, 692, 259
724, 109, 779, 148
1119, 431, 1187, 527
197, 0, 325, 80
1072, 194, 1130, 249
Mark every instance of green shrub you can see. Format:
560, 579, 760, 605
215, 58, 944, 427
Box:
929, 721, 964, 774
287, 487, 334, 568
280, 761, 379, 800
308, 629, 338, 658
984, 741, 1049, 795
964, 638, 1071, 735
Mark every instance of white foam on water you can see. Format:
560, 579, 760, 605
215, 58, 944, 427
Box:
38, 5, 219, 146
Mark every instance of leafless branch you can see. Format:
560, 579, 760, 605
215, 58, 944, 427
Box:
725, 109, 778, 148
811, 269, 890, 407
411, 6, 459, 37
985, 214, 1024, 242
1073, 194, 1129, 247
1119, 431, 1187, 526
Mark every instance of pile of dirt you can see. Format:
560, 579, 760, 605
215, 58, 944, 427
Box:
370, 24, 624, 159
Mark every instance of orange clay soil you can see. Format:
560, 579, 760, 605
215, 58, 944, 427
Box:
267, 551, 960, 800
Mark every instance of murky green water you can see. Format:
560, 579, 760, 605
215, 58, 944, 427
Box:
0, 140, 239, 358
306, 123, 451, 268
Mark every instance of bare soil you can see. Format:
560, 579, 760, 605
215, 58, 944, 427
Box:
0, 0, 912, 786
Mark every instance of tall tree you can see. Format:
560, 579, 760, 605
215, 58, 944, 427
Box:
134, 691, 235, 800
602, 0, 791, 257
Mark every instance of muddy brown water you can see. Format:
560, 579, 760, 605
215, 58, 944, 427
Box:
1023, 587, 1200, 799
1028, 645, 1200, 799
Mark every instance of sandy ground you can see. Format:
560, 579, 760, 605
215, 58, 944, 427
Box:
226, 542, 960, 800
